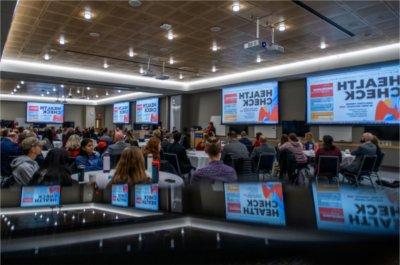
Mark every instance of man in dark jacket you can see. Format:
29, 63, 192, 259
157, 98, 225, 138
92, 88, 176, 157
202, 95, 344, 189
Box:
167, 132, 192, 174
1, 132, 20, 177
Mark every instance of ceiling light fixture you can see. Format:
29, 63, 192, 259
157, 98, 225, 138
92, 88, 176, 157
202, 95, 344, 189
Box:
256, 55, 261, 63
179, 73, 183, 80
232, 2, 240, 12
212, 66, 217, 72
13, 88, 17, 92
118, 90, 121, 93
16, 85, 20, 89
46, 91, 50, 95
87, 96, 90, 100
320, 42, 327, 49
128, 47, 135, 57
11, 92, 14, 95
95, 94, 99, 98
106, 91, 109, 96
52, 87, 57, 92
169, 57, 174, 65
167, 30, 174, 40
278, 23, 286, 32
60, 84, 64, 88
77, 89, 80, 94
89, 32, 100, 37
86, 86, 91, 90
43, 53, 51, 60
139, 66, 144, 74
59, 35, 66, 45
212, 42, 218, 52
41, 93, 44, 97
20, 81, 24, 84
83, 9, 92, 20
103, 60, 109, 69
68, 88, 72, 96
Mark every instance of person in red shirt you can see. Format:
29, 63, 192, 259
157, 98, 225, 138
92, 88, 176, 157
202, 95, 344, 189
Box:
315, 135, 342, 167
253, 132, 263, 148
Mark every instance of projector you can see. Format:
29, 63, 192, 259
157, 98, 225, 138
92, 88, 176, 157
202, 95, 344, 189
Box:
155, 74, 169, 80
266, 43, 284, 53
243, 39, 284, 53
142, 70, 155, 77
128, 0, 142, 7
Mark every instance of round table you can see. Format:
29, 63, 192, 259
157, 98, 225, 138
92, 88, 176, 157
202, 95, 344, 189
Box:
71, 169, 183, 189
186, 150, 209, 169
302, 150, 355, 167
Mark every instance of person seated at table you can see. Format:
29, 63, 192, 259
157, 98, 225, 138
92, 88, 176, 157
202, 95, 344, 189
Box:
143, 137, 161, 160
195, 134, 209, 151
340, 132, 376, 179
105, 131, 129, 156
128, 139, 139, 148
76, 138, 103, 171
167, 132, 193, 174
315, 135, 342, 167
161, 133, 172, 152
41, 128, 54, 151
278, 133, 307, 166
31, 148, 77, 186
250, 135, 276, 163
109, 146, 150, 186
303, 132, 319, 151
1, 131, 19, 177
253, 132, 263, 148
179, 127, 190, 149
99, 128, 113, 145
9, 137, 44, 186
278, 134, 289, 148
371, 135, 382, 158
221, 131, 249, 161
192, 137, 237, 183
65, 134, 81, 158
239, 131, 253, 152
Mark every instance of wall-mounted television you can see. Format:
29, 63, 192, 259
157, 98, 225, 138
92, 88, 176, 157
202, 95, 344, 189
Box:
135, 98, 159, 124
26, 102, 64, 124
113, 102, 130, 124
222, 80, 279, 125
306, 63, 399, 125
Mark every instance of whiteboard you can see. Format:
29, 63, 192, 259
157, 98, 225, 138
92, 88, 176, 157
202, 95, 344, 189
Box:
210, 116, 226, 136
319, 126, 352, 142
254, 125, 277, 139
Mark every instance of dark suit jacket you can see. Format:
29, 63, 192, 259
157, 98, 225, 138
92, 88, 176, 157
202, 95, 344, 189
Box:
346, 142, 377, 173
167, 142, 192, 174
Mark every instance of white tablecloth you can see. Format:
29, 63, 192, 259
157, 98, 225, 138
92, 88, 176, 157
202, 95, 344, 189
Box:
303, 150, 355, 167
71, 169, 183, 189
186, 150, 209, 169
53, 141, 62, 148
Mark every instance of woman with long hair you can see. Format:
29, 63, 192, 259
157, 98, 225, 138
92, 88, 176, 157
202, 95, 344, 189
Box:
110, 146, 150, 186
143, 137, 161, 160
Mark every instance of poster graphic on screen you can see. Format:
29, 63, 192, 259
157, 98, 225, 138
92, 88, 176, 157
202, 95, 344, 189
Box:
111, 184, 129, 207
307, 64, 399, 124
26, 102, 64, 123
135, 184, 159, 211
224, 182, 286, 225
113, 102, 130, 124
136, 98, 159, 124
20, 185, 61, 207
222, 81, 279, 124
312, 183, 399, 234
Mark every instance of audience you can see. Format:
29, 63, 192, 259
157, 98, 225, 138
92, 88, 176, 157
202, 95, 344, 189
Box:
315, 135, 342, 167
221, 131, 249, 160
278, 133, 308, 165
143, 137, 161, 160
303, 132, 318, 151
110, 146, 150, 186
167, 132, 193, 174
10, 137, 43, 185
65, 134, 81, 158
195, 134, 209, 151
278, 134, 289, 148
42, 128, 54, 150
105, 130, 129, 156
32, 148, 76, 186
192, 137, 237, 183
161, 133, 172, 152
253, 132, 262, 148
99, 128, 113, 145
250, 135, 276, 162
76, 138, 103, 171
239, 131, 253, 152
1, 131, 20, 177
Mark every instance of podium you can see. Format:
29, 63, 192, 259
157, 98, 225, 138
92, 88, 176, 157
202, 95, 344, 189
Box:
190, 130, 204, 149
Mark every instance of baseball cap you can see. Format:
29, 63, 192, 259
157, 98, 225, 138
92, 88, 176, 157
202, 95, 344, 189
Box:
21, 137, 45, 151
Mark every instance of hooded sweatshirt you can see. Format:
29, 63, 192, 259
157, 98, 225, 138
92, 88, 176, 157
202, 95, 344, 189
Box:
10, 156, 39, 185
279, 141, 308, 164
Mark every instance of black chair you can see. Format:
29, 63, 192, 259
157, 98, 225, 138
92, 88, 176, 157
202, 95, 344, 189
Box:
223, 153, 234, 168
237, 158, 257, 182
164, 153, 182, 177
256, 153, 275, 181
67, 157, 77, 174
245, 144, 253, 154
343, 155, 377, 188
372, 153, 384, 185
315, 156, 340, 186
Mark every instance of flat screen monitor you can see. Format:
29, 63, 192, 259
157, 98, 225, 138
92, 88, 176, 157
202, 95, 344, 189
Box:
224, 182, 286, 226
311, 182, 399, 235
306, 63, 399, 124
26, 102, 64, 124
222, 80, 279, 124
113, 102, 130, 124
134, 184, 159, 211
135, 98, 159, 124
20, 185, 61, 207
111, 184, 129, 207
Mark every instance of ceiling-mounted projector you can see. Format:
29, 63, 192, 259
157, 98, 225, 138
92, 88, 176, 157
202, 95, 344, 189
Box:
243, 19, 284, 54
155, 61, 169, 80
128, 0, 142, 7
142, 57, 155, 77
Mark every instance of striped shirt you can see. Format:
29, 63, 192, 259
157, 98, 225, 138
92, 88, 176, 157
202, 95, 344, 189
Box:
192, 161, 237, 183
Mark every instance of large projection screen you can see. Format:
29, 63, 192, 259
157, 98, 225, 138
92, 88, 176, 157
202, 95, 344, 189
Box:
135, 97, 159, 124
26, 102, 64, 124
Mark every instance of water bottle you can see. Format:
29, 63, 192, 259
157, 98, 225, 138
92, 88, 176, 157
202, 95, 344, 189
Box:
103, 151, 110, 173
147, 154, 153, 176
151, 160, 160, 183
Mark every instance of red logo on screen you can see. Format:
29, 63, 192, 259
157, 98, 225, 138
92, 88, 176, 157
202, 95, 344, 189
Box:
124, 115, 129, 122
29, 105, 39, 111
151, 185, 158, 194
227, 202, 241, 213
310, 83, 333, 98
53, 115, 63, 122
49, 186, 60, 193
136, 104, 143, 110
224, 93, 237, 104
150, 114, 158, 123
123, 184, 128, 192
319, 207, 344, 222
22, 197, 33, 203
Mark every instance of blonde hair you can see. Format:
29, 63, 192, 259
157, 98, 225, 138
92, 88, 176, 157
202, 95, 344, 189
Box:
305, 132, 315, 142
65, 134, 81, 150
111, 146, 149, 186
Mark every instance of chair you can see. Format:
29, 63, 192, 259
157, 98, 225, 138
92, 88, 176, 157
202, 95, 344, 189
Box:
343, 155, 377, 188
237, 158, 258, 182
223, 153, 234, 168
256, 153, 275, 181
372, 153, 384, 185
315, 156, 340, 187
164, 153, 182, 177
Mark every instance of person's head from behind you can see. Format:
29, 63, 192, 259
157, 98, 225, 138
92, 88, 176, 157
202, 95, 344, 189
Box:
80, 138, 94, 156
41, 148, 71, 184
280, 134, 289, 144
113, 146, 148, 186
65, 134, 81, 150
322, 135, 334, 150
305, 132, 314, 142
256, 132, 262, 140
129, 140, 139, 147
114, 130, 124, 142
228, 131, 237, 140
145, 137, 161, 159
43, 128, 53, 142
371, 135, 379, 147
21, 137, 43, 157
205, 137, 222, 160
19, 130, 36, 145
1, 129, 9, 138
260, 135, 268, 145
288, 133, 298, 142
240, 131, 247, 138
362, 132, 373, 143
153, 129, 161, 139
173, 132, 181, 143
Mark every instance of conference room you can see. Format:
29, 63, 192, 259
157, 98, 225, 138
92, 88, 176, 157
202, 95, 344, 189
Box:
0, 0, 399, 264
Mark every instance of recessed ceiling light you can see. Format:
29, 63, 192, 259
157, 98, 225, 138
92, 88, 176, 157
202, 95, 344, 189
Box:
59, 35, 66, 45
103, 61, 109, 69
11, 92, 14, 95
20, 81, 24, 84
139, 66, 144, 74
87, 96, 90, 100
52, 87, 57, 92
16, 85, 20, 89
160, 47, 169, 52
128, 47, 135, 57
179, 73, 183, 80
95, 94, 99, 98
278, 24, 286, 32
256, 55, 261, 63
43, 53, 51, 60
167, 30, 174, 40
61, 95, 65, 99
60, 84, 64, 88
212, 66, 217, 72
128, 0, 142, 7
89, 32, 100, 37
210, 26, 221, 32
13, 88, 17, 92
106, 91, 109, 96
86, 86, 91, 90
320, 42, 327, 49
211, 42, 218, 52
46, 91, 50, 95
41, 93, 44, 97
77, 89, 80, 94
169, 57, 174, 65
118, 90, 121, 93
83, 9, 92, 20
232, 2, 240, 12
